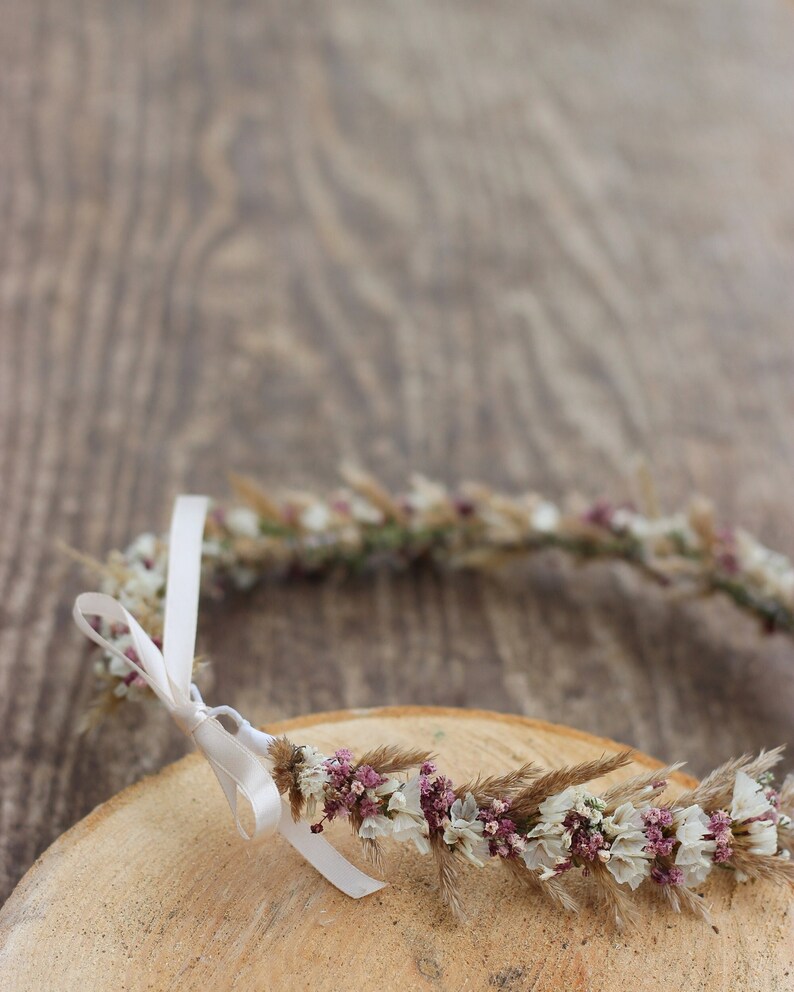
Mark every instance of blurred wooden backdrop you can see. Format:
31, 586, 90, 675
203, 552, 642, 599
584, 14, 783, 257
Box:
2, 0, 794, 907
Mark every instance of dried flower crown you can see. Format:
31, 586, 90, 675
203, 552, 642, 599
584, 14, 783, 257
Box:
73, 472, 794, 928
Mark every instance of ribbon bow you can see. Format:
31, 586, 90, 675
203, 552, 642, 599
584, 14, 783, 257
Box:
73, 495, 385, 899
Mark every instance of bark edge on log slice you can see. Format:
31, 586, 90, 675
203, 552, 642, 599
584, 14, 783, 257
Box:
0, 706, 791, 991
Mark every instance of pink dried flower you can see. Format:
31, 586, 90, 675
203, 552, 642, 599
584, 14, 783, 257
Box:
708, 810, 732, 834
419, 771, 455, 833
642, 808, 675, 857
713, 845, 733, 864
354, 765, 385, 789
570, 828, 606, 862
644, 825, 675, 858
642, 807, 673, 828
708, 810, 734, 863
358, 797, 381, 820
583, 500, 615, 528
651, 865, 684, 886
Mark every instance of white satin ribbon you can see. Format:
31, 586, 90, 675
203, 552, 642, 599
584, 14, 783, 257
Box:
73, 494, 385, 899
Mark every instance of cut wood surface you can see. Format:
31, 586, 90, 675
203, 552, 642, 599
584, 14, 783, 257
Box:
2, 0, 794, 926
1, 707, 791, 991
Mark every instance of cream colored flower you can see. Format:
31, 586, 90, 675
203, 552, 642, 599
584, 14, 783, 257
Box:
127, 533, 159, 562
744, 818, 778, 856
523, 830, 568, 872
118, 567, 165, 609
406, 475, 448, 515
443, 793, 487, 866
673, 805, 715, 886
296, 746, 330, 817
602, 803, 651, 890
358, 814, 392, 840
530, 500, 560, 533
538, 786, 582, 825
300, 503, 332, 532
388, 777, 430, 854
375, 778, 400, 798
622, 512, 695, 546
735, 529, 794, 602
523, 786, 603, 873
225, 506, 260, 539
731, 771, 774, 823
346, 493, 384, 525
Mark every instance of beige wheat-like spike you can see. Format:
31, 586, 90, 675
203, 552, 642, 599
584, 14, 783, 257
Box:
502, 857, 579, 913
267, 736, 306, 821
676, 747, 786, 810
430, 834, 465, 921
510, 751, 633, 821
355, 745, 432, 775
339, 464, 408, 524
658, 881, 715, 928
228, 472, 285, 523
57, 539, 118, 580
729, 846, 794, 886
600, 763, 684, 811
357, 835, 384, 873
589, 862, 642, 931
458, 762, 541, 805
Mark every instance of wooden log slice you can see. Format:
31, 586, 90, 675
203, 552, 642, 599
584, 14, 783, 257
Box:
0, 706, 791, 991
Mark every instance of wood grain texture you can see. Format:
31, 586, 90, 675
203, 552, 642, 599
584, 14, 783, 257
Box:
2, 0, 794, 917
2, 708, 791, 992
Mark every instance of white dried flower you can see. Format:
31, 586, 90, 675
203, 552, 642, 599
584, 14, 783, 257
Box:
118, 568, 165, 609
106, 634, 135, 679
728, 773, 779, 856
358, 814, 392, 840
735, 530, 794, 602
388, 776, 430, 854
744, 818, 778, 856
127, 532, 159, 563
346, 493, 384, 525
443, 792, 487, 866
731, 771, 774, 823
375, 777, 400, 798
406, 475, 449, 515
523, 786, 601, 872
530, 500, 560, 533
622, 512, 695, 546
673, 805, 715, 886
538, 786, 583, 825
602, 802, 651, 890
296, 746, 330, 818
300, 503, 332, 532
225, 506, 261, 539
523, 830, 568, 872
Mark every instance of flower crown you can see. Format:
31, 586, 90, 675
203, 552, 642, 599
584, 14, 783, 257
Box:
73, 474, 794, 928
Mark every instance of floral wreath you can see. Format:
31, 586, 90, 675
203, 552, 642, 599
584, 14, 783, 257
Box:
72, 471, 794, 928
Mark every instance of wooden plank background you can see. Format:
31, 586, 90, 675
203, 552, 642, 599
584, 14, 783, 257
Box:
1, 0, 794, 908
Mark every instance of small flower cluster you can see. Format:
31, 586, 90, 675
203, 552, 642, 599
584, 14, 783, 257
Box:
86, 533, 169, 707
76, 470, 794, 719
478, 798, 527, 860
269, 738, 794, 925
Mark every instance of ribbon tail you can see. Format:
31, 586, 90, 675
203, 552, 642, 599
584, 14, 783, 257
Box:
193, 718, 283, 839
277, 806, 387, 899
